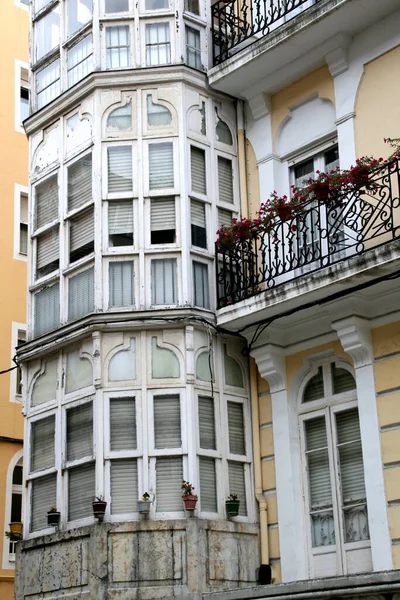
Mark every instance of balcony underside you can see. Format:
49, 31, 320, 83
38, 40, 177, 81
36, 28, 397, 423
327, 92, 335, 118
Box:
209, 0, 400, 97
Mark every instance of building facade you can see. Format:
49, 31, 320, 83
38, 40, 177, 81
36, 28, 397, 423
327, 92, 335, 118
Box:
0, 1, 29, 599
16, 0, 400, 599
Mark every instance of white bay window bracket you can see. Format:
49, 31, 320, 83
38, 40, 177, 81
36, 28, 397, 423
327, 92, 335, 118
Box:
332, 316, 393, 572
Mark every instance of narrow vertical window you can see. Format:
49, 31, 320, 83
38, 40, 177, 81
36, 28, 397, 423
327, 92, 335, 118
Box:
36, 60, 61, 109
193, 262, 210, 309
68, 268, 94, 322
191, 146, 206, 195
145, 23, 171, 66
20, 68, 29, 124
67, 35, 94, 87
218, 156, 234, 203
184, 0, 199, 15
108, 146, 133, 193
108, 200, 134, 246
66, 0, 92, 37
186, 26, 201, 69
150, 197, 176, 244
15, 331, 26, 396
149, 142, 174, 189
147, 95, 172, 127
19, 193, 28, 255
34, 283, 60, 337
109, 262, 134, 307
191, 200, 206, 249
151, 258, 177, 305
106, 26, 130, 68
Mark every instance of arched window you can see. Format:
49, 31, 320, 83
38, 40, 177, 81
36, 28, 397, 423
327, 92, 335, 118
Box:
299, 360, 371, 576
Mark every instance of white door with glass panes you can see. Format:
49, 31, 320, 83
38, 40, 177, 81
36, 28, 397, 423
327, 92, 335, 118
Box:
299, 362, 372, 577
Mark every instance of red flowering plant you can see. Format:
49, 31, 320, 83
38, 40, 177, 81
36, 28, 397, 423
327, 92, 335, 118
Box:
216, 217, 258, 249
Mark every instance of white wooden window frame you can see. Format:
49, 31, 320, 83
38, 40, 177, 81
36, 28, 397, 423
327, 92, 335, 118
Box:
195, 391, 221, 517
9, 322, 27, 404
145, 195, 179, 249
190, 198, 210, 255
32, 170, 60, 285
146, 253, 181, 308
104, 257, 138, 311
189, 142, 208, 202
140, 19, 174, 68
102, 22, 134, 70
103, 141, 137, 199
105, 197, 137, 253
185, 23, 203, 70
297, 357, 371, 577
14, 60, 30, 134
215, 149, 239, 209
102, 0, 133, 16
143, 137, 178, 197
192, 257, 213, 310
64, 263, 95, 324
14, 185, 29, 262
104, 391, 143, 521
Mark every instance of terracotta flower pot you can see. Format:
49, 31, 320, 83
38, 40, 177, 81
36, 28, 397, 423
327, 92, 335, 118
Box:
277, 206, 292, 222
9, 522, 23, 538
92, 500, 107, 522
312, 182, 330, 201
182, 495, 198, 511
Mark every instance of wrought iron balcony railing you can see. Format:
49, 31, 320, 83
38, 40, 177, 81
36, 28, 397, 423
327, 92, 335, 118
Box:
216, 159, 400, 309
212, 0, 321, 65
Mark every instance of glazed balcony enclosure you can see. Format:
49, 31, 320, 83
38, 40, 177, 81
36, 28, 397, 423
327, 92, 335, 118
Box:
209, 0, 400, 97
215, 158, 400, 327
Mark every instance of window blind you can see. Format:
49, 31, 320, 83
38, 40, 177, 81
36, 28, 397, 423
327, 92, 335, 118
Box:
20, 193, 28, 223
332, 365, 356, 394
154, 395, 181, 448
70, 207, 94, 262
199, 456, 217, 512
37, 227, 59, 276
35, 175, 58, 230
111, 459, 138, 514
108, 146, 133, 193
67, 401, 93, 462
68, 267, 94, 322
109, 262, 134, 307
336, 408, 366, 504
198, 396, 216, 450
193, 262, 210, 309
31, 416, 55, 472
34, 283, 60, 337
108, 200, 133, 246
31, 474, 57, 531
305, 417, 332, 509
303, 367, 324, 402
228, 461, 247, 516
227, 402, 245, 455
110, 397, 136, 450
150, 197, 175, 231
156, 456, 183, 512
149, 142, 174, 189
151, 259, 177, 305
68, 154, 92, 212
218, 157, 233, 203
218, 208, 233, 228
68, 463, 95, 521
191, 146, 206, 194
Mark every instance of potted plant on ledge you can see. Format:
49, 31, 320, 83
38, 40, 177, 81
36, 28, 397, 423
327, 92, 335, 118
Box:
6, 522, 23, 541
181, 480, 198, 512
138, 492, 152, 514
47, 507, 61, 527
92, 496, 107, 522
226, 494, 240, 517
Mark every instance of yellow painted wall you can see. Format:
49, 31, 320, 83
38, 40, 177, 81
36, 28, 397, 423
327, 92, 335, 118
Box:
271, 65, 335, 151
355, 45, 400, 160
0, 0, 28, 596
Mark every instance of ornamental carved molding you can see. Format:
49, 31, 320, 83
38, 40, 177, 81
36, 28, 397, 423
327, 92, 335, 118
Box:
250, 344, 286, 393
332, 316, 373, 368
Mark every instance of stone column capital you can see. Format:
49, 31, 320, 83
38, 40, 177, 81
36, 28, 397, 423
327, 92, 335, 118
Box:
250, 344, 286, 393
332, 316, 373, 368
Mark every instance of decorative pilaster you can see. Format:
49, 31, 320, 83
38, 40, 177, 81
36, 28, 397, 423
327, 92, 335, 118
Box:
332, 316, 393, 571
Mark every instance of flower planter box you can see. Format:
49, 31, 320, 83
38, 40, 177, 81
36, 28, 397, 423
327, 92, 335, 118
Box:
226, 500, 240, 517
138, 500, 151, 514
47, 511, 60, 527
182, 495, 198, 512
92, 500, 107, 522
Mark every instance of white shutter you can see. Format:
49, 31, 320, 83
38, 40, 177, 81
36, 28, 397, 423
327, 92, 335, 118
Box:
191, 200, 205, 228
108, 146, 133, 193
305, 417, 332, 509
37, 227, 59, 272
228, 461, 247, 516
199, 456, 217, 512
198, 396, 216, 450
218, 157, 233, 204
303, 367, 324, 403
191, 146, 206, 194
154, 395, 181, 448
68, 463, 95, 521
218, 208, 233, 228
111, 459, 138, 514
108, 201, 133, 235
30, 416, 55, 472
193, 262, 210, 309
31, 474, 57, 531
68, 154, 92, 212
227, 402, 245, 455
110, 397, 136, 450
34, 284, 60, 337
70, 207, 94, 257
68, 267, 94, 322
150, 198, 175, 231
67, 401, 93, 462
109, 262, 134, 307
336, 409, 366, 503
149, 142, 174, 189
151, 259, 177, 305
35, 176, 58, 230
156, 456, 183, 512
332, 365, 356, 394
20, 193, 28, 223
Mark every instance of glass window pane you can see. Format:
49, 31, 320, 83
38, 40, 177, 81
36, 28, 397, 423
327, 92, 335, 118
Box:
198, 396, 216, 450
111, 459, 138, 513
107, 100, 132, 132
66, 349, 92, 393
67, 0, 92, 37
228, 462, 247, 516
105, 0, 129, 11
156, 456, 183, 512
31, 474, 57, 531
106, 26, 130, 69
145, 0, 168, 8
109, 262, 135, 307
154, 395, 181, 448
227, 402, 245, 455
147, 95, 172, 127
303, 367, 324, 402
66, 402, 93, 462
110, 397, 137, 450
35, 7, 60, 62
151, 259, 177, 305
68, 463, 95, 520
31, 416, 55, 472
68, 268, 94, 322
68, 35, 93, 87
199, 457, 217, 512
37, 60, 60, 109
